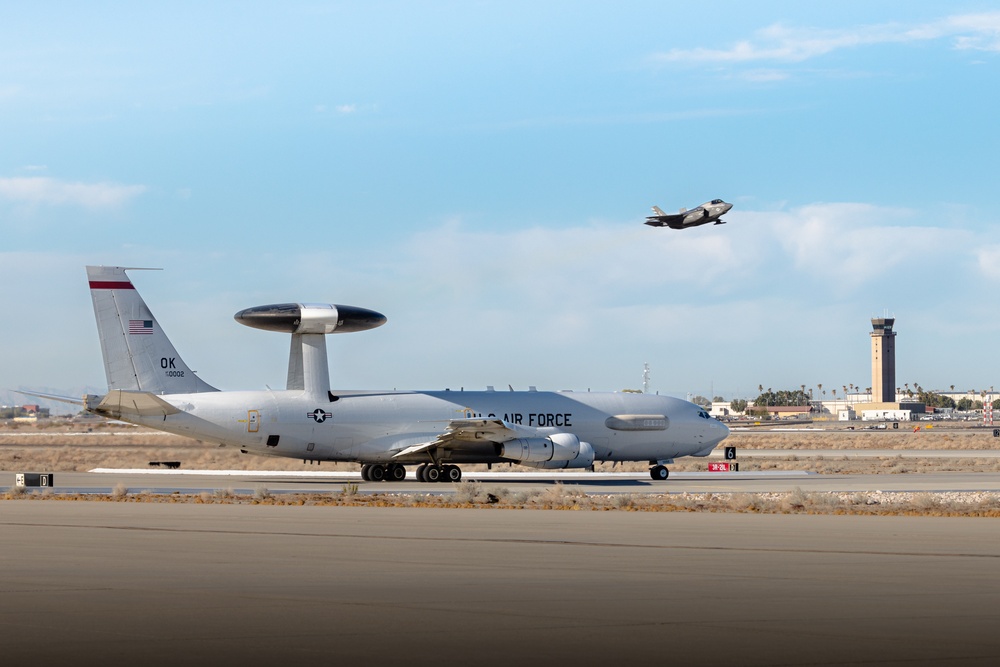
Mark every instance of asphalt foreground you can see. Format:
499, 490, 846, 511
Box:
2, 504, 999, 667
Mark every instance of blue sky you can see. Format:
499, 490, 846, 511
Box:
3, 1, 1000, 406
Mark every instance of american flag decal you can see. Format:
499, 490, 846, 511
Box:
128, 320, 154, 335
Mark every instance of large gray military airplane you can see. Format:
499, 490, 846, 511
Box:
26, 266, 729, 482
645, 199, 733, 229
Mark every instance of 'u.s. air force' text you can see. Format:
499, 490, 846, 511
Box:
473, 413, 572, 427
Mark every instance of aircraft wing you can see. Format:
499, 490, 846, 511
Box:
392, 418, 524, 458
92, 390, 182, 418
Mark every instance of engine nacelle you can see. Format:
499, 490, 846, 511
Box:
499, 433, 594, 468
519, 439, 596, 470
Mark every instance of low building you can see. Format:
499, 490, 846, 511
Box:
854, 401, 925, 418
861, 409, 914, 422
750, 405, 813, 420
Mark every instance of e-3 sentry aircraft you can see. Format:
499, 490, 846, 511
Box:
645, 199, 733, 229
32, 266, 729, 482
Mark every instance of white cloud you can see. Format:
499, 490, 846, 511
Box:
652, 12, 1000, 65
762, 203, 954, 287
975, 245, 1000, 281
946, 13, 1000, 52
313, 103, 367, 115
0, 176, 146, 209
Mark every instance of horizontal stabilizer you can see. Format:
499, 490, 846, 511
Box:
13, 390, 85, 406
94, 390, 181, 418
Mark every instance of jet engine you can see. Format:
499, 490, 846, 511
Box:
499, 433, 596, 469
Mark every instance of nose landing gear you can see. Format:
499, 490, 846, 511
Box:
649, 465, 669, 480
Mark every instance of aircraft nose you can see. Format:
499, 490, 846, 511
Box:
708, 418, 729, 445
723, 202, 733, 214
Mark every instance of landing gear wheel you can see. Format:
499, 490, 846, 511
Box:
424, 465, 442, 483
360, 464, 371, 481
444, 465, 462, 482
369, 464, 387, 482
650, 465, 669, 481
388, 464, 406, 481
416, 464, 427, 482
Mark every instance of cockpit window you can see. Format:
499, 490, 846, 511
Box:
698, 411, 710, 419
710, 199, 723, 204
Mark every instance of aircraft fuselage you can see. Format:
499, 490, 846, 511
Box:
107, 388, 727, 465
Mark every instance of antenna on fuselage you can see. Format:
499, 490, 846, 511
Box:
233, 302, 386, 397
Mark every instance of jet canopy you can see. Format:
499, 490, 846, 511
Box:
234, 303, 387, 335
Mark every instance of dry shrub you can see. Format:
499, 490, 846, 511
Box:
911, 492, 939, 511
612, 493, 637, 510
453, 481, 482, 504
731, 493, 766, 512
507, 489, 539, 506
782, 486, 809, 511
534, 483, 587, 509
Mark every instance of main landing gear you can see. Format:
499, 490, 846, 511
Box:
415, 463, 462, 483
360, 463, 407, 482
360, 463, 462, 483
649, 465, 670, 481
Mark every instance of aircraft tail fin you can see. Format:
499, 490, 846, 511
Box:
86, 266, 218, 394
651, 205, 667, 216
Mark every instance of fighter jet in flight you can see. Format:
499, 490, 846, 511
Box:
645, 199, 733, 229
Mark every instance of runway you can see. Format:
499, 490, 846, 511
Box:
6, 467, 1000, 495
1, 503, 998, 666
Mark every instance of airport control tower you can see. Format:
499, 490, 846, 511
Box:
871, 317, 897, 403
